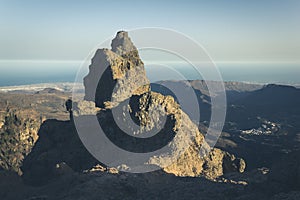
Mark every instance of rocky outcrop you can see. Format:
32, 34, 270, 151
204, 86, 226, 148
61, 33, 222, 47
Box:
18, 30, 245, 185
84, 31, 150, 108
0, 91, 71, 175
82, 31, 245, 179
0, 108, 41, 175
163, 148, 245, 179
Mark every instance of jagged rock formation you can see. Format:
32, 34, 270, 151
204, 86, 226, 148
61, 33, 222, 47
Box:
0, 108, 41, 175
82, 31, 245, 179
163, 148, 245, 178
84, 31, 150, 108
0, 91, 70, 175
73, 100, 101, 116
10, 31, 246, 187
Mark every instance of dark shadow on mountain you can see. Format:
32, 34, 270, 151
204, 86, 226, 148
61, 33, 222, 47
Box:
233, 84, 300, 115
97, 95, 176, 153
21, 119, 99, 185
94, 64, 117, 108
4, 151, 300, 200
217, 84, 300, 171
225, 84, 300, 130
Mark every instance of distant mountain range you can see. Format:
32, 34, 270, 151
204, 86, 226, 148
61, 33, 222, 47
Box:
0, 81, 299, 94
0, 82, 84, 94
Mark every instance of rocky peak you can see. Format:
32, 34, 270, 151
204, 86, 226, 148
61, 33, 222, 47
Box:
82, 31, 245, 178
84, 31, 149, 108
111, 31, 138, 56
17, 31, 246, 185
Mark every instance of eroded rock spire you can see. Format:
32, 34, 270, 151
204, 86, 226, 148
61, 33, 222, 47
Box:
84, 31, 149, 108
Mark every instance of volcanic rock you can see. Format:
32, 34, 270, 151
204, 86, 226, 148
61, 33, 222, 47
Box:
84, 31, 150, 108
82, 31, 245, 179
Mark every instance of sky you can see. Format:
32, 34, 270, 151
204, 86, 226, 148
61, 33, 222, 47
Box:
0, 0, 300, 63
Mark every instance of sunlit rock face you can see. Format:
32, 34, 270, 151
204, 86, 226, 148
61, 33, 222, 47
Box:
84, 31, 150, 108
83, 31, 245, 179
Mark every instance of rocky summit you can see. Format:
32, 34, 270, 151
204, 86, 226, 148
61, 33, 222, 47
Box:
84, 31, 150, 108
82, 31, 245, 178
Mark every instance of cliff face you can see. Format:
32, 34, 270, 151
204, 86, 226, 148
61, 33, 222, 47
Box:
0, 109, 41, 175
0, 92, 69, 175
82, 31, 245, 179
84, 31, 150, 108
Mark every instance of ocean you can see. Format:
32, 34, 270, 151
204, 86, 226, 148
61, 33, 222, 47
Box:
0, 60, 299, 87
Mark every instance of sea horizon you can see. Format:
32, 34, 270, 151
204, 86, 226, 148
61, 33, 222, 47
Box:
0, 59, 299, 87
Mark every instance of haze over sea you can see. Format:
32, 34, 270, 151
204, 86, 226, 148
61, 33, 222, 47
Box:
0, 60, 299, 87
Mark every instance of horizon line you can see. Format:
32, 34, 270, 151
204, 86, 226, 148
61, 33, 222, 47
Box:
0, 59, 300, 64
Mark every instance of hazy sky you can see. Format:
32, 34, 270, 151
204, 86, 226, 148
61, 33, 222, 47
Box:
0, 0, 300, 62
